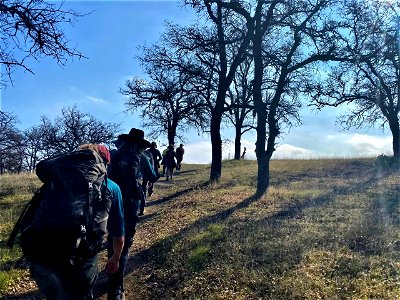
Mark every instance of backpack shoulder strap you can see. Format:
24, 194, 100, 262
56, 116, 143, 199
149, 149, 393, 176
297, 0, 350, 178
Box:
6, 187, 44, 248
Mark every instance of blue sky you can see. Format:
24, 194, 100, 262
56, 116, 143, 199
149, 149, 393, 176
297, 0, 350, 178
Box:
1, 0, 393, 163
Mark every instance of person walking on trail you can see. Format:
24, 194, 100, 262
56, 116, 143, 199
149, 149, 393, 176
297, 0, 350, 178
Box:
140, 149, 155, 215
146, 141, 162, 197
176, 144, 185, 171
28, 144, 125, 300
161, 145, 169, 176
107, 128, 158, 300
164, 144, 177, 181
148, 142, 162, 174
241, 147, 247, 159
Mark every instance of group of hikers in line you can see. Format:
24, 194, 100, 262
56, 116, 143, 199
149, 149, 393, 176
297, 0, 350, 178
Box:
8, 128, 185, 300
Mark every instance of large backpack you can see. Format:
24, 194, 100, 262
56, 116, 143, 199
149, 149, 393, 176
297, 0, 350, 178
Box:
7, 149, 112, 264
108, 150, 143, 219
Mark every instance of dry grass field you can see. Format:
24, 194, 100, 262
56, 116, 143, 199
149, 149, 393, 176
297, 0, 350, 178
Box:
1, 157, 400, 299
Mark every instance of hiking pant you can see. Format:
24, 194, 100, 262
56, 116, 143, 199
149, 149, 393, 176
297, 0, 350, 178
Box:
166, 166, 174, 180
176, 157, 183, 170
107, 216, 138, 300
31, 255, 98, 300
140, 180, 148, 214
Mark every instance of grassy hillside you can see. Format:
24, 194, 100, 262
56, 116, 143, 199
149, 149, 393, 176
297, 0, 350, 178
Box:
1, 157, 400, 299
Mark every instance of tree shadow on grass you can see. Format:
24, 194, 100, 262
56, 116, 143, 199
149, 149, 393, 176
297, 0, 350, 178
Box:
146, 181, 209, 207
92, 171, 385, 299
173, 170, 197, 176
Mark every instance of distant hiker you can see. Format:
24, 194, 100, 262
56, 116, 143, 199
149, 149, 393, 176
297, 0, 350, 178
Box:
176, 144, 185, 171
140, 149, 155, 215
164, 144, 177, 181
241, 147, 247, 159
161, 146, 169, 176
146, 141, 162, 196
9, 144, 125, 300
148, 141, 162, 174
107, 128, 158, 300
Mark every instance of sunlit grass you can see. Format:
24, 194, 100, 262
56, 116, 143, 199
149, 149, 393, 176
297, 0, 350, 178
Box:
2, 157, 400, 299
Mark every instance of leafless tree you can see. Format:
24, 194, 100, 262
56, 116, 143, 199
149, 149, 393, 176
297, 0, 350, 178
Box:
188, 0, 343, 195
122, 41, 208, 146
312, 1, 400, 157
183, 1, 254, 182
0, 0, 85, 86
23, 125, 45, 171
225, 56, 255, 160
0, 111, 23, 173
39, 106, 120, 154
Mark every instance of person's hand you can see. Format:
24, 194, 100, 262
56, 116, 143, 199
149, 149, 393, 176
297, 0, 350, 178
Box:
105, 255, 120, 274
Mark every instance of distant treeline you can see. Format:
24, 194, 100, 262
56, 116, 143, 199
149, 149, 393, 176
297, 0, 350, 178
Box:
0, 107, 119, 174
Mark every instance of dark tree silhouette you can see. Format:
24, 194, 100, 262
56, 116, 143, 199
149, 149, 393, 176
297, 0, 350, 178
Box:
0, 0, 85, 86
0, 111, 23, 173
225, 56, 255, 160
193, 0, 342, 195
122, 42, 208, 146
184, 0, 254, 182
312, 1, 400, 157
23, 125, 45, 172
38, 106, 120, 154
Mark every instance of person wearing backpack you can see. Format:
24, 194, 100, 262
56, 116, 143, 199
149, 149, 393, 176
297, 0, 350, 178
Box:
107, 128, 158, 300
164, 144, 177, 181
148, 141, 162, 173
25, 144, 125, 300
161, 145, 169, 176
176, 144, 185, 171
140, 149, 155, 215
143, 142, 162, 199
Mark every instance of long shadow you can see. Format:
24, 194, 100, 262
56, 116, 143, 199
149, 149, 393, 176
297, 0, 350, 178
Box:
146, 181, 209, 207
173, 169, 197, 176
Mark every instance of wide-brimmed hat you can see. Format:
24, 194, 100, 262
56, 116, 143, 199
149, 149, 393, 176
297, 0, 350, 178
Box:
118, 128, 151, 148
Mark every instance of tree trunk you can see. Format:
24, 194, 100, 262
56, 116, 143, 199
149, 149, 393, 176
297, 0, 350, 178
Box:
234, 125, 242, 160
388, 115, 400, 158
256, 147, 270, 195
167, 120, 177, 147
253, 31, 270, 196
255, 108, 269, 195
210, 109, 223, 182
167, 133, 174, 147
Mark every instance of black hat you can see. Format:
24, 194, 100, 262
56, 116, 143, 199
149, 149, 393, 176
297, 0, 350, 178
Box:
118, 128, 151, 148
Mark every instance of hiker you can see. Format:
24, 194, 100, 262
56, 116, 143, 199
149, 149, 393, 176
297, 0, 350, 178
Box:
107, 128, 158, 300
148, 141, 162, 175
26, 144, 125, 300
140, 149, 155, 215
164, 144, 177, 181
161, 145, 169, 176
176, 144, 185, 171
144, 142, 162, 198
241, 147, 247, 159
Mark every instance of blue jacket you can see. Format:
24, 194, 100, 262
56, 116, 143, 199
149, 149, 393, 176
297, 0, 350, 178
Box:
140, 153, 158, 183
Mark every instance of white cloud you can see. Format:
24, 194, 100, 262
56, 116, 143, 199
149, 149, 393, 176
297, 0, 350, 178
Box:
86, 96, 107, 104
273, 144, 316, 159
344, 133, 392, 156
181, 132, 393, 164
184, 141, 212, 164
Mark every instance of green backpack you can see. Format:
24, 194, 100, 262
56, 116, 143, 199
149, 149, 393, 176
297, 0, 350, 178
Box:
8, 149, 112, 264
